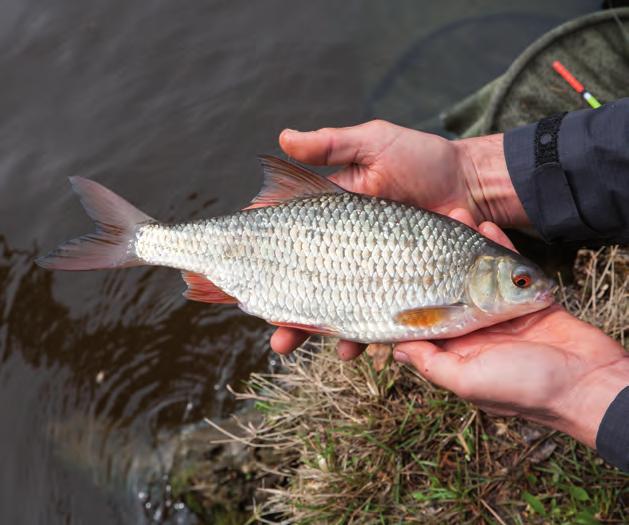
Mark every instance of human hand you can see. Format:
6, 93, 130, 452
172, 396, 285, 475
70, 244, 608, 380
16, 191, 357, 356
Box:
395, 306, 628, 449
392, 211, 628, 448
278, 120, 528, 227
271, 122, 529, 357
279, 120, 481, 220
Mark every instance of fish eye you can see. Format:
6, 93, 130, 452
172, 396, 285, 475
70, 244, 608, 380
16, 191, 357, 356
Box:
512, 273, 532, 288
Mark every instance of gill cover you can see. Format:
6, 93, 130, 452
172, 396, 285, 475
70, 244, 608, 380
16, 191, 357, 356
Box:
466, 251, 555, 316
467, 255, 499, 313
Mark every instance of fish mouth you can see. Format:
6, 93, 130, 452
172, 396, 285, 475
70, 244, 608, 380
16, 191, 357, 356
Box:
535, 281, 559, 305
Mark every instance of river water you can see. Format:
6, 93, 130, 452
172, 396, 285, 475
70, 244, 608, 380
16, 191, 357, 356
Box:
0, 1, 598, 523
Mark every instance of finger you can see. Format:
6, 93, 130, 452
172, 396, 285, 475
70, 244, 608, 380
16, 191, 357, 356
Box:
336, 340, 367, 361
478, 405, 518, 417
279, 127, 363, 166
279, 121, 391, 166
393, 341, 467, 394
478, 221, 517, 252
447, 208, 479, 230
270, 328, 309, 355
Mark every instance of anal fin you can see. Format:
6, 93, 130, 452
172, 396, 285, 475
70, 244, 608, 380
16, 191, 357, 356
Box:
181, 271, 238, 304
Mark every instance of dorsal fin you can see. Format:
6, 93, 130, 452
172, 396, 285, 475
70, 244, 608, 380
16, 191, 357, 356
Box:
244, 155, 344, 209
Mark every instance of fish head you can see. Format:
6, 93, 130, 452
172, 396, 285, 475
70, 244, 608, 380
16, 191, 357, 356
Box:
466, 247, 556, 317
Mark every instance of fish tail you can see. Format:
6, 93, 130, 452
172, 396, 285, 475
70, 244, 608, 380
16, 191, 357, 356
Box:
36, 177, 155, 271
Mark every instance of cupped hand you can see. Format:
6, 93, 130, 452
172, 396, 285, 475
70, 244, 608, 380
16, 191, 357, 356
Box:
395, 304, 628, 441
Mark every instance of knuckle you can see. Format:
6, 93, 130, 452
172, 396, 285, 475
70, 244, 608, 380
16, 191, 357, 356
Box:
316, 126, 334, 135
367, 118, 390, 129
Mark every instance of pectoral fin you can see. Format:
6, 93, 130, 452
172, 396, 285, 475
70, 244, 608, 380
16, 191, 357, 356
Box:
394, 304, 466, 328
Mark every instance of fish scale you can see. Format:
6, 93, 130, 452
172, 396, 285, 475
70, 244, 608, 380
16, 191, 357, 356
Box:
134, 192, 487, 341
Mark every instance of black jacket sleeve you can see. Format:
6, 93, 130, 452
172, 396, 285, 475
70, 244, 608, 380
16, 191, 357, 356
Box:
596, 387, 629, 471
504, 98, 629, 244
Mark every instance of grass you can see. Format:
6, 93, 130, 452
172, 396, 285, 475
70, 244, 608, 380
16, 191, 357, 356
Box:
559, 246, 628, 349
197, 246, 628, 524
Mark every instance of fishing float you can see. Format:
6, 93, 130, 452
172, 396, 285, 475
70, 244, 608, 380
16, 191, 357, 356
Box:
552, 60, 602, 109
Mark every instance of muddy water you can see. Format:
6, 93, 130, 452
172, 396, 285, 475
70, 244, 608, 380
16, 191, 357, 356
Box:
0, 1, 597, 523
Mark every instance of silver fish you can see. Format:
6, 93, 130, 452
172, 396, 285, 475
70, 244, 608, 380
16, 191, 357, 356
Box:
37, 156, 555, 343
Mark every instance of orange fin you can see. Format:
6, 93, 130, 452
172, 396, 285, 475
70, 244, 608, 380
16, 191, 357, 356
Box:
394, 305, 465, 328
270, 321, 339, 336
243, 155, 344, 210
181, 271, 238, 304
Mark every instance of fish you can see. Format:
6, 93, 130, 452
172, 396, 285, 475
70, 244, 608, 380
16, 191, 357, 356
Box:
36, 155, 556, 343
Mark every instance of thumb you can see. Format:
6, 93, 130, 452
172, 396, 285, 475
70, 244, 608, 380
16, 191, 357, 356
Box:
279, 120, 397, 166
279, 126, 366, 166
393, 341, 466, 394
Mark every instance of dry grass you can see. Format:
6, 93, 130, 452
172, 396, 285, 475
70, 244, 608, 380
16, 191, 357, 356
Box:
560, 246, 629, 348
202, 246, 629, 524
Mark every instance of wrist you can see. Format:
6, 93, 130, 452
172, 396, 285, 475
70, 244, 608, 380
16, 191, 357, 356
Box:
552, 357, 629, 449
454, 134, 530, 228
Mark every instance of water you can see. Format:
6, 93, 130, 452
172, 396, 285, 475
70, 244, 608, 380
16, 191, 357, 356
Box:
0, 1, 598, 523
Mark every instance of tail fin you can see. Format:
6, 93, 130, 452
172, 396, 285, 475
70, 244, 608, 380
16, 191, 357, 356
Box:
36, 177, 154, 271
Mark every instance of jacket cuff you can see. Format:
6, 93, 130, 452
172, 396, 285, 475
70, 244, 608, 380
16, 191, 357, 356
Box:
596, 386, 629, 472
504, 115, 597, 243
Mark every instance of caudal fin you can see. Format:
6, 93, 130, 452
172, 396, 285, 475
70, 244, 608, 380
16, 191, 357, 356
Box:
36, 177, 155, 271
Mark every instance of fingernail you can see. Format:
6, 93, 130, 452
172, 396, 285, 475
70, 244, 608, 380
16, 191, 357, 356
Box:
280, 129, 298, 145
393, 350, 410, 364
281, 128, 298, 138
